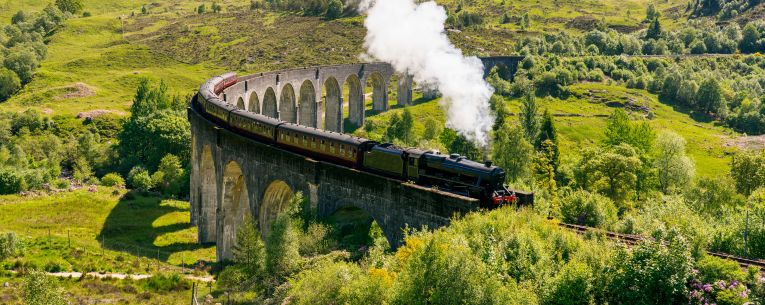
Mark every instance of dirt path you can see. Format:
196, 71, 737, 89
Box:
9, 270, 215, 282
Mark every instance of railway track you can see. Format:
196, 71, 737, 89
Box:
558, 222, 765, 270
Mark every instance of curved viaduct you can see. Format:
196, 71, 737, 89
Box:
189, 57, 523, 261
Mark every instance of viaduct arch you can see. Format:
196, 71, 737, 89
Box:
191, 58, 523, 261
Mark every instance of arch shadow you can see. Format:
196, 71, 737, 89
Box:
97, 192, 214, 263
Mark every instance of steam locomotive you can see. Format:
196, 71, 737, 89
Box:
193, 73, 533, 208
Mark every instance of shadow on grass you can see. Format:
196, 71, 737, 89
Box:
97, 191, 210, 262
657, 96, 716, 124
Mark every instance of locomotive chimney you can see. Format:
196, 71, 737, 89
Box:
484, 160, 493, 167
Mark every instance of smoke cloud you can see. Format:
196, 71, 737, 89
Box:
358, 0, 495, 146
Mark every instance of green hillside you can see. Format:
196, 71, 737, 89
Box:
358, 83, 736, 178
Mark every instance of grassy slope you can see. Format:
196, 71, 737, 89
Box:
0, 188, 215, 271
358, 83, 735, 178
1, 0, 694, 117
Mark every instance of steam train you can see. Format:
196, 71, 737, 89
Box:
193, 73, 533, 208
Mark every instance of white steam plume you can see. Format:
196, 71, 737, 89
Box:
358, 0, 494, 146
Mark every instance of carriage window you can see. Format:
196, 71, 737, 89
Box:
340, 145, 345, 154
409, 158, 415, 166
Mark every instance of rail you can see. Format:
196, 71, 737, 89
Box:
558, 222, 765, 270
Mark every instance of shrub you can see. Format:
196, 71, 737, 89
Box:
101, 173, 124, 187
55, 0, 83, 14
82, 11, 91, 17
606, 229, 693, 305
52, 178, 70, 190
23, 271, 66, 305
0, 68, 21, 101
44, 259, 70, 273
127, 167, 153, 191
696, 255, 745, 284
560, 190, 617, 228
0, 169, 26, 194
0, 232, 23, 260
544, 261, 593, 305
141, 273, 190, 292
217, 266, 248, 292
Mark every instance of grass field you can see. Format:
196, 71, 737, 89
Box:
0, 188, 215, 272
0, 187, 213, 303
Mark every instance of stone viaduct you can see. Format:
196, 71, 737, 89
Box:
189, 57, 522, 261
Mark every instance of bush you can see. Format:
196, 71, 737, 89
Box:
696, 255, 745, 284
606, 229, 693, 305
127, 167, 153, 191
101, 173, 125, 187
55, 0, 83, 14
560, 190, 617, 228
217, 266, 249, 291
141, 273, 190, 292
52, 178, 70, 190
544, 261, 593, 305
23, 271, 66, 305
0, 232, 23, 260
0, 68, 21, 101
0, 169, 26, 194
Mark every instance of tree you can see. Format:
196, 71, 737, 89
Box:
55, 0, 83, 14
197, 4, 207, 14
520, 92, 539, 142
536, 110, 559, 171
23, 271, 66, 305
654, 131, 694, 194
731, 151, 765, 196
0, 68, 21, 101
519, 12, 530, 31
535, 139, 558, 197
493, 123, 534, 183
440, 128, 481, 160
660, 71, 682, 101
0, 169, 25, 194
325, 0, 343, 20
119, 80, 189, 173
233, 217, 266, 278
266, 213, 300, 278
11, 11, 27, 25
212, 2, 223, 13
423, 118, 442, 140
696, 78, 725, 115
500, 12, 511, 24
4, 49, 39, 84
583, 144, 642, 203
741, 23, 761, 53
152, 154, 184, 195
646, 17, 662, 40
676, 79, 698, 106
603, 109, 654, 153
645, 3, 659, 21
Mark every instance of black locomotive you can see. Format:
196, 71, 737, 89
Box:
194, 73, 532, 208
